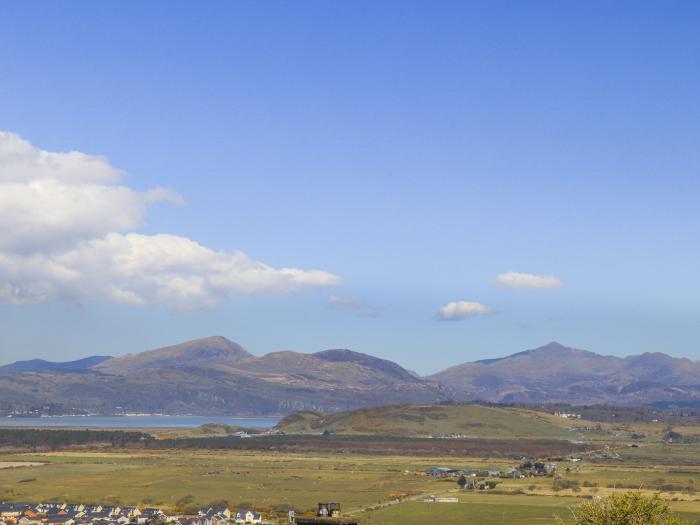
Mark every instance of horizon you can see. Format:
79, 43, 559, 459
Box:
2, 337, 697, 376
1, 2, 699, 373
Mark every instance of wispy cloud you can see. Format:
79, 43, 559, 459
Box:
327, 294, 382, 318
437, 300, 492, 321
327, 294, 369, 310
494, 271, 563, 289
0, 131, 341, 309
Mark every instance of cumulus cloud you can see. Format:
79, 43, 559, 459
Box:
437, 300, 492, 321
494, 271, 563, 289
0, 131, 182, 254
0, 132, 340, 309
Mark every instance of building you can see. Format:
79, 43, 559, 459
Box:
232, 511, 260, 525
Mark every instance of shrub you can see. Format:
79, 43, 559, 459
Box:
556, 491, 691, 525
206, 500, 230, 509
552, 479, 581, 492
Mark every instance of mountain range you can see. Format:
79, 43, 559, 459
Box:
0, 338, 698, 415
428, 342, 700, 407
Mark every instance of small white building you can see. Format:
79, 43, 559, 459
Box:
233, 510, 261, 525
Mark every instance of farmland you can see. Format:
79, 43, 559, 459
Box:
1, 438, 700, 523
0, 449, 442, 511
2, 404, 700, 524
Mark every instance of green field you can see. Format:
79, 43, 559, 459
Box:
2, 440, 700, 524
362, 495, 700, 525
362, 494, 581, 525
3, 413, 700, 524
0, 450, 441, 512
275, 404, 606, 439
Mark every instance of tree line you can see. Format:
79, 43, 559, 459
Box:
0, 428, 153, 450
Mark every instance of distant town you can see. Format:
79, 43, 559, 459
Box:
0, 503, 259, 525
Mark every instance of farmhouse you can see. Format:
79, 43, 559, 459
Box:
293, 503, 358, 525
425, 467, 461, 477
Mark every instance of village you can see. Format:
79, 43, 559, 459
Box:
0, 502, 370, 525
0, 462, 561, 525
0, 458, 575, 525
0, 504, 261, 525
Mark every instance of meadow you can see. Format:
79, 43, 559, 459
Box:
2, 408, 700, 524
0, 449, 443, 512
1, 438, 700, 524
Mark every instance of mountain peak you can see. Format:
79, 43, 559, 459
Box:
429, 341, 700, 406
95, 336, 252, 374
2, 338, 700, 414
475, 342, 575, 365
314, 349, 417, 381
539, 341, 568, 350
520, 342, 601, 359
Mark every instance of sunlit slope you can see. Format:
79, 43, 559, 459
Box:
276, 403, 589, 439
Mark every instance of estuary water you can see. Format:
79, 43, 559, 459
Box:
0, 415, 280, 429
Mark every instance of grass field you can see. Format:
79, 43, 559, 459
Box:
0, 450, 442, 511
362, 495, 700, 525
2, 412, 700, 525
362, 494, 581, 525
275, 404, 608, 440
1, 441, 700, 524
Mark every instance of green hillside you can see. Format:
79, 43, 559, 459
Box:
275, 403, 589, 439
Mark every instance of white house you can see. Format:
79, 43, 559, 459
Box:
233, 510, 261, 525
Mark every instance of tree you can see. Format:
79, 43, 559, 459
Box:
556, 491, 690, 525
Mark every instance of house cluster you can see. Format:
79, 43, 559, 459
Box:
517, 461, 558, 476
424, 460, 561, 484
0, 503, 165, 525
425, 466, 511, 479
0, 504, 262, 525
190, 508, 261, 525
424, 466, 529, 480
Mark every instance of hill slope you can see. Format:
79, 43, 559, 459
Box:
0, 355, 112, 374
95, 336, 251, 374
429, 342, 700, 406
275, 403, 584, 439
0, 337, 454, 416
1, 340, 699, 415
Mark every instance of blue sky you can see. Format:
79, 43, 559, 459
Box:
0, 1, 698, 373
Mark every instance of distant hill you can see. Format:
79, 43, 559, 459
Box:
0, 355, 112, 374
0, 337, 454, 415
274, 403, 584, 439
95, 336, 251, 374
428, 342, 700, 406
1, 339, 699, 416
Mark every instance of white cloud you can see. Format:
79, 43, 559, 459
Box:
0, 131, 182, 254
437, 300, 492, 321
0, 132, 340, 309
494, 271, 563, 289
